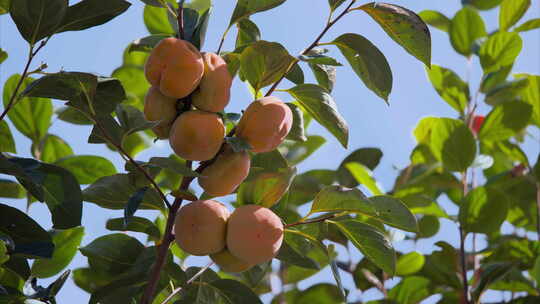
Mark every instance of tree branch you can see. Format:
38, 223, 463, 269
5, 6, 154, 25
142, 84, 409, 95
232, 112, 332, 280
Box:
0, 40, 48, 122
264, 0, 356, 97
459, 172, 470, 304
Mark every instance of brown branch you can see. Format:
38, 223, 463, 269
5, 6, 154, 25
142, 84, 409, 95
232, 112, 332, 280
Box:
459, 172, 470, 304
536, 182, 540, 241
285, 214, 337, 228
0, 40, 48, 122
264, 0, 357, 97
177, 0, 185, 40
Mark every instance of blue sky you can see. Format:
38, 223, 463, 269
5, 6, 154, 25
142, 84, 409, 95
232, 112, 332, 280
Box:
1, 0, 539, 302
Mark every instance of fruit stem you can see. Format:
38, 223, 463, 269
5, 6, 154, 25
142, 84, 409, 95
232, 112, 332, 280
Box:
264, 0, 356, 97
459, 171, 471, 304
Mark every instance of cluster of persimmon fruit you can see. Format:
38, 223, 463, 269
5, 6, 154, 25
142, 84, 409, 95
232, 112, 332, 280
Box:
143, 37, 293, 272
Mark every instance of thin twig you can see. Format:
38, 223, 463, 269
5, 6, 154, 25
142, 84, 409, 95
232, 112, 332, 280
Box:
536, 182, 540, 241
93, 119, 171, 208
0, 40, 48, 122
160, 262, 215, 304
264, 0, 357, 97
459, 172, 470, 304
285, 214, 337, 228
177, 0, 185, 40
216, 29, 229, 54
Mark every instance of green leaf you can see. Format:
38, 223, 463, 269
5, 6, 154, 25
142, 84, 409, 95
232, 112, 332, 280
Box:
128, 34, 170, 52
331, 33, 392, 102
418, 10, 451, 32
328, 0, 346, 13
499, 0, 530, 31
56, 106, 93, 125
514, 18, 540, 32
240, 40, 295, 92
143, 4, 175, 35
430, 118, 476, 172
280, 135, 326, 166
56, 0, 131, 33
105, 217, 160, 239
295, 283, 344, 303
285, 103, 307, 142
1, 157, 83, 229
426, 65, 469, 114
479, 32, 522, 73
369, 196, 418, 232
515, 74, 539, 127
0, 0, 10, 15
484, 78, 529, 106
235, 18, 260, 50
177, 278, 263, 304
355, 3, 431, 67
0, 179, 25, 198
449, 7, 486, 56
3, 74, 52, 142
0, 48, 7, 64
310, 185, 376, 216
479, 101, 532, 142
9, 0, 67, 44
237, 167, 296, 208
308, 63, 336, 93
47, 269, 71, 297
463, 0, 502, 10
36, 134, 73, 163
276, 231, 320, 269
0, 203, 53, 258
345, 163, 382, 196
388, 276, 431, 304
124, 187, 147, 226
228, 0, 286, 27
417, 215, 440, 238
532, 256, 540, 287
480, 65, 513, 93
116, 104, 156, 136
285, 62, 305, 85
459, 187, 509, 234
396, 251, 425, 276
336, 148, 382, 188
31, 227, 84, 278
79, 234, 144, 273
300, 55, 342, 66
471, 263, 515, 302
0, 121, 16, 153
149, 156, 199, 177
286, 84, 348, 148
83, 174, 164, 210
54, 155, 116, 185
330, 220, 395, 275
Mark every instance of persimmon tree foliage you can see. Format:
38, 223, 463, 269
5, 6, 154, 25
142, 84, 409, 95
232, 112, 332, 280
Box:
0, 0, 539, 303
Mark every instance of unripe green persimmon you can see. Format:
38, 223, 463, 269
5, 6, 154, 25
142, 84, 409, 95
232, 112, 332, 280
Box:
174, 200, 230, 256
143, 86, 177, 139
226, 205, 284, 265
169, 110, 225, 161
198, 146, 250, 197
210, 248, 253, 273
192, 53, 232, 113
236, 97, 293, 153
144, 38, 204, 98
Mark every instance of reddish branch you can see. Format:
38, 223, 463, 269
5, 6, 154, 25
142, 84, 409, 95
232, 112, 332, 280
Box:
141, 1, 358, 302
